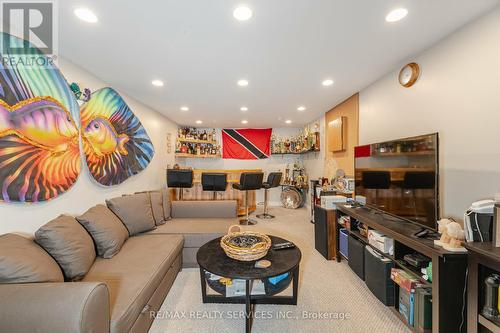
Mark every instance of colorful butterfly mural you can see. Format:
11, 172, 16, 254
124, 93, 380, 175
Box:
0, 33, 154, 203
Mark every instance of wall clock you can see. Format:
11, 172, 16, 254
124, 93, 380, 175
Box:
399, 62, 420, 88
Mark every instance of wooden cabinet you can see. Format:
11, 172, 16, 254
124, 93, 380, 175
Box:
336, 204, 467, 333
314, 206, 338, 261
465, 242, 500, 333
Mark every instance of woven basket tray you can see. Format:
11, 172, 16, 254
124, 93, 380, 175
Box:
220, 226, 272, 261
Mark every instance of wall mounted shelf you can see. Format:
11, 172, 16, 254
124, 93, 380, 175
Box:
175, 153, 221, 159
271, 149, 320, 156
176, 138, 218, 145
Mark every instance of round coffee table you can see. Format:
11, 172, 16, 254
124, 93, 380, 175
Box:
197, 235, 301, 333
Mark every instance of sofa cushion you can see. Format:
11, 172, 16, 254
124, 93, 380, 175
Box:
145, 217, 237, 248
150, 191, 167, 225
171, 200, 237, 218
0, 234, 64, 283
83, 234, 183, 333
35, 215, 96, 281
161, 188, 171, 219
77, 204, 129, 259
106, 193, 156, 235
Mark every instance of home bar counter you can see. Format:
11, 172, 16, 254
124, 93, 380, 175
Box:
170, 169, 261, 216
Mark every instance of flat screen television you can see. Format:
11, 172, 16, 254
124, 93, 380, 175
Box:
354, 133, 439, 230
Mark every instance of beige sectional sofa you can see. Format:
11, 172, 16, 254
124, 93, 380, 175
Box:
0, 190, 239, 333
146, 200, 238, 267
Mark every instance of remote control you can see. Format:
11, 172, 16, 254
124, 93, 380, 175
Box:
273, 242, 295, 250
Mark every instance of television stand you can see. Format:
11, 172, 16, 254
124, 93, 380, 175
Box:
335, 203, 467, 333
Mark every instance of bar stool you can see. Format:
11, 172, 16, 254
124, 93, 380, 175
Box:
361, 171, 391, 207
201, 173, 227, 200
257, 172, 282, 219
167, 169, 193, 200
232, 172, 264, 225
402, 171, 435, 214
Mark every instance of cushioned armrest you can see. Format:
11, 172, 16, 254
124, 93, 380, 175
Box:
172, 200, 238, 218
0, 282, 110, 333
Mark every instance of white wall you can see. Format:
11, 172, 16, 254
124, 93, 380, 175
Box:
302, 116, 326, 181
359, 7, 500, 220
0, 59, 178, 236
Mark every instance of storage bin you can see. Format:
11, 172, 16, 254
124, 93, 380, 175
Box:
364, 246, 394, 306
339, 228, 349, 259
348, 234, 365, 280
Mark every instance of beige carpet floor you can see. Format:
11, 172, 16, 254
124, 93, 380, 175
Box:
150, 207, 410, 333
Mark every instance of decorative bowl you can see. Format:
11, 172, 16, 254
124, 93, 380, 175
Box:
220, 227, 272, 261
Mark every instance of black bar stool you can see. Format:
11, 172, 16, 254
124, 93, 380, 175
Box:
232, 172, 264, 225
361, 171, 391, 207
167, 169, 193, 200
201, 173, 227, 200
257, 172, 282, 219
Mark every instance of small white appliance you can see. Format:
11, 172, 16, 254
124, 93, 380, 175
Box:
464, 199, 495, 242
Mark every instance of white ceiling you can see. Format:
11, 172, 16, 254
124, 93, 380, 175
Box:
59, 0, 499, 127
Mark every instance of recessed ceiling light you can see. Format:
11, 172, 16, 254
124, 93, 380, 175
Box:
385, 8, 408, 23
241, 120, 248, 124
297, 106, 306, 111
180, 106, 189, 111
151, 79, 164, 87
195, 120, 203, 125
240, 106, 248, 111
322, 79, 334, 87
74, 8, 98, 23
285, 120, 292, 124
233, 6, 253, 21
237, 79, 249, 87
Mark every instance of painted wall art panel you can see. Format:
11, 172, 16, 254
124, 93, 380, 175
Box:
80, 87, 154, 186
0, 33, 81, 202
0, 33, 155, 203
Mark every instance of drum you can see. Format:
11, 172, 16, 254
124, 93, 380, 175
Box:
281, 186, 305, 209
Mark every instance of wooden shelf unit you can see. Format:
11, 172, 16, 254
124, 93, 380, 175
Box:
465, 242, 500, 333
390, 307, 419, 333
478, 315, 500, 333
177, 138, 218, 145
336, 204, 468, 333
271, 149, 320, 156
175, 153, 221, 159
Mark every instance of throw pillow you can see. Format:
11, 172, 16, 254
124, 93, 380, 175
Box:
77, 204, 129, 258
35, 215, 96, 281
106, 193, 156, 235
0, 233, 64, 283
161, 188, 171, 220
150, 190, 168, 225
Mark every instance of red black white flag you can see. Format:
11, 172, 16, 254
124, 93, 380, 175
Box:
222, 128, 272, 160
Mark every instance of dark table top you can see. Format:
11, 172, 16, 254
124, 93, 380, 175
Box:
465, 242, 500, 262
197, 235, 301, 280
336, 203, 467, 258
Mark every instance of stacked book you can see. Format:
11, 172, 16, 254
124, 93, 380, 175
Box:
390, 268, 432, 332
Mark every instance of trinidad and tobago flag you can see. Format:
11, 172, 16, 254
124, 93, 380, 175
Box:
222, 128, 272, 160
